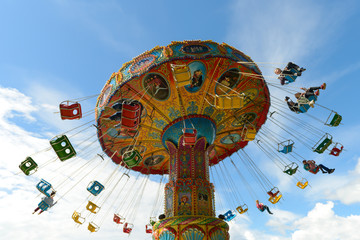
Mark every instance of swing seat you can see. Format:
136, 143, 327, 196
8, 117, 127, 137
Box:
267, 187, 282, 204
50, 135, 76, 161
296, 179, 308, 189
330, 143, 344, 156
223, 210, 236, 222
72, 211, 85, 224
19, 157, 38, 176
38, 200, 50, 211
145, 224, 153, 234
241, 126, 257, 141
309, 166, 320, 174
120, 101, 142, 130
149, 217, 156, 226
283, 162, 298, 176
182, 128, 197, 146
113, 214, 125, 224
299, 95, 317, 113
236, 204, 248, 214
283, 68, 299, 84
59, 101, 82, 120
171, 64, 191, 87
268, 194, 282, 204
36, 179, 53, 197
122, 150, 142, 168
325, 111, 342, 127
86, 201, 100, 214
278, 140, 294, 154
313, 133, 333, 154
88, 222, 100, 233
123, 223, 134, 234
87, 181, 105, 196
214, 94, 245, 110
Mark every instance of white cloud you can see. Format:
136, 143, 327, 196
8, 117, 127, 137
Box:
292, 201, 360, 240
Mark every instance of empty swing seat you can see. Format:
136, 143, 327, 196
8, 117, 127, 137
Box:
122, 150, 142, 168
325, 111, 342, 127
87, 181, 105, 196
113, 214, 125, 224
88, 222, 100, 233
171, 64, 191, 87
236, 204, 248, 214
283, 162, 298, 176
330, 143, 344, 156
38, 200, 50, 211
36, 179, 53, 197
123, 223, 134, 234
145, 224, 153, 234
72, 211, 85, 224
50, 135, 76, 161
121, 101, 142, 130
241, 126, 257, 141
59, 101, 82, 120
223, 210, 236, 222
86, 201, 100, 214
214, 94, 245, 110
278, 140, 294, 154
19, 157, 38, 175
296, 179, 308, 189
313, 133, 333, 154
182, 128, 197, 146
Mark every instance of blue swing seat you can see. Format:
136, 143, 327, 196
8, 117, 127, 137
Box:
223, 210, 236, 222
278, 140, 294, 154
36, 179, 53, 197
283, 68, 299, 84
299, 95, 317, 113
87, 181, 105, 196
38, 200, 50, 211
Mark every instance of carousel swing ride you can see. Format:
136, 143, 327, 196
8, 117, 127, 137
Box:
19, 40, 343, 240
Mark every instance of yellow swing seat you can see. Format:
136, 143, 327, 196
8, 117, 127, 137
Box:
86, 201, 100, 214
171, 64, 191, 87
296, 179, 308, 189
241, 125, 257, 141
236, 204, 248, 214
214, 94, 245, 110
88, 222, 100, 233
72, 211, 85, 224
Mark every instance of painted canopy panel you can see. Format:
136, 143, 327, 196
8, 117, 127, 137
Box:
96, 40, 270, 175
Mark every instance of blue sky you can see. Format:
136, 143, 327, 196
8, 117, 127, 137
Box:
1, 0, 360, 239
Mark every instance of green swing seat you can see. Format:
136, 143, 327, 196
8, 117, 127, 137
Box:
325, 111, 342, 127
283, 162, 298, 176
19, 157, 38, 175
50, 135, 76, 161
313, 133, 333, 154
122, 150, 142, 168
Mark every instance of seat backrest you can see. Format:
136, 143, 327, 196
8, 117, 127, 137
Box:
72, 211, 85, 224
36, 179, 52, 197
50, 135, 76, 161
87, 181, 105, 196
59, 101, 82, 120
19, 157, 38, 175
86, 201, 100, 214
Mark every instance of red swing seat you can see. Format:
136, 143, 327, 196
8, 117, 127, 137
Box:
113, 214, 125, 224
121, 102, 142, 130
59, 101, 82, 120
330, 143, 344, 156
182, 128, 197, 146
145, 224, 153, 234
123, 222, 133, 234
